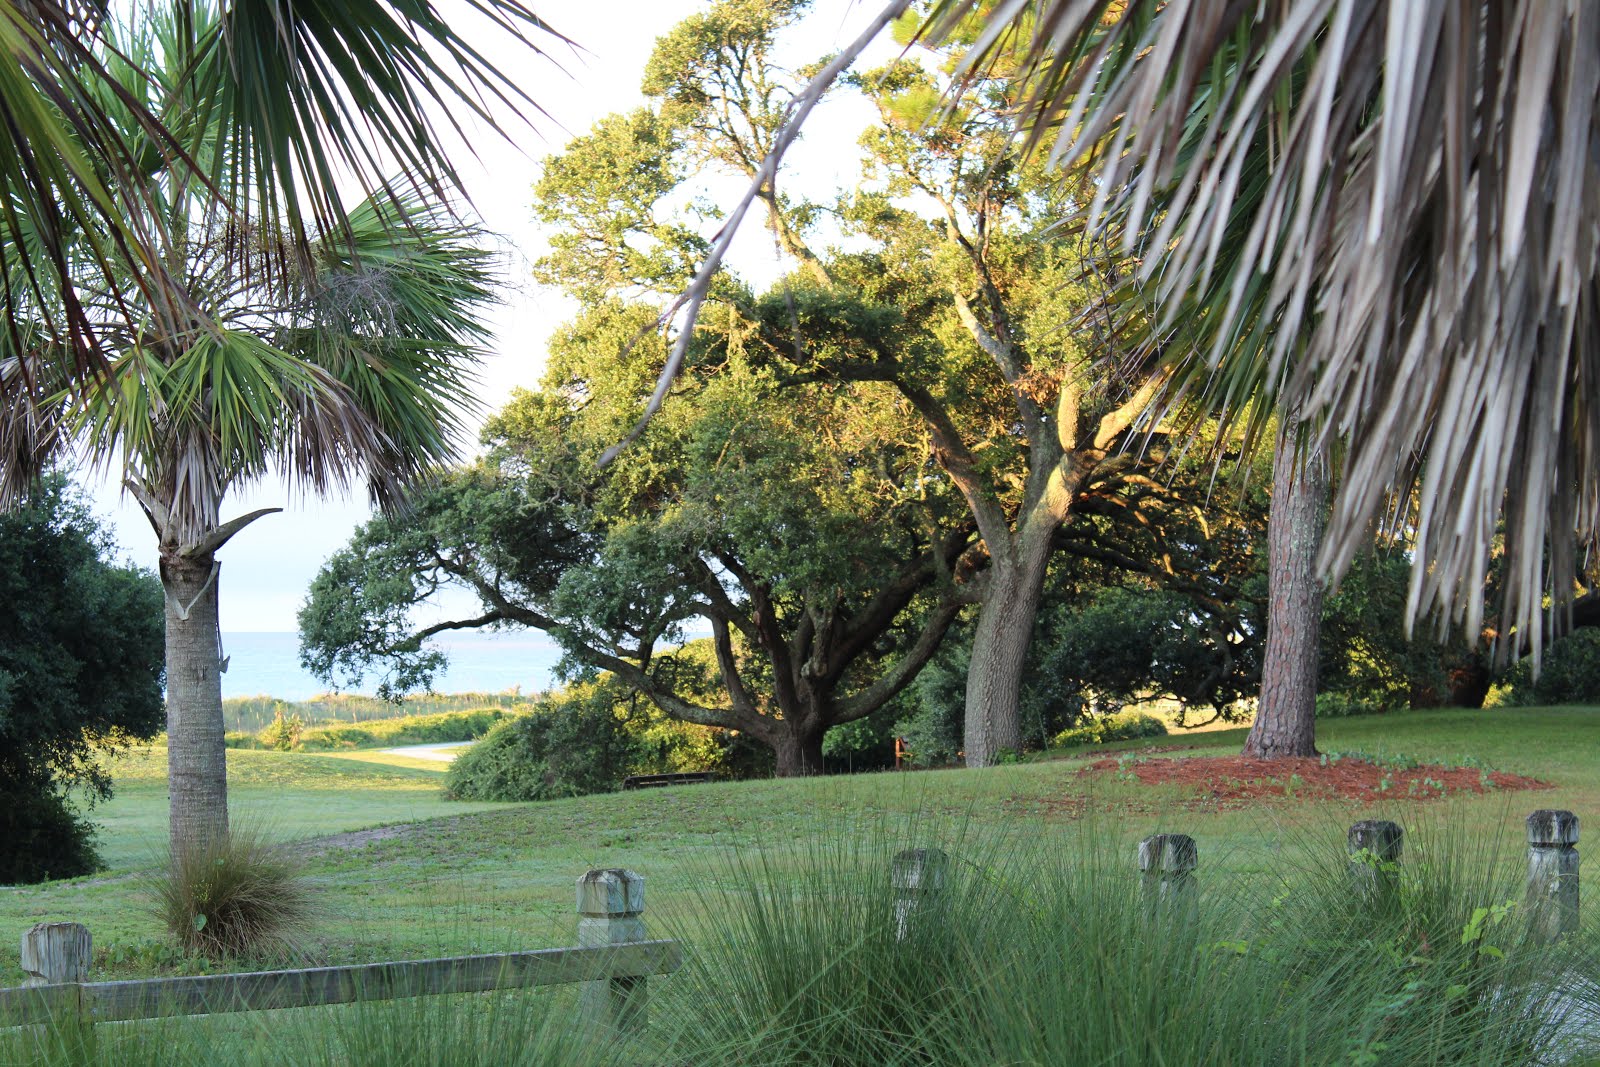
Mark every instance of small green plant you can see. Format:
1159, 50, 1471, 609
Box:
1460, 900, 1517, 962
257, 709, 305, 752
101, 937, 202, 974
146, 825, 317, 959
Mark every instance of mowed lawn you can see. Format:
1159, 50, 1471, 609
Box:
1, 704, 1597, 981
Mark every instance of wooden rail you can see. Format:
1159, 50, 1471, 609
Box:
0, 940, 680, 1027
5, 867, 673, 1034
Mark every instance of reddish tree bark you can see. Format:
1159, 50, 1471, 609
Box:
1245, 428, 1327, 758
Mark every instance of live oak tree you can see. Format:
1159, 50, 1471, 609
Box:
300, 302, 977, 775
588, 0, 1172, 767
1, 8, 496, 859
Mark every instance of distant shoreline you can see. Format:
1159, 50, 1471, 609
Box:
217, 630, 563, 703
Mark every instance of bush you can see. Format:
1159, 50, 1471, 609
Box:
0, 772, 99, 883
1522, 629, 1600, 705
147, 825, 316, 959
622, 699, 772, 779
447, 683, 648, 801
1050, 710, 1167, 749
0, 477, 164, 885
297, 708, 512, 751
1314, 691, 1397, 718
257, 709, 305, 751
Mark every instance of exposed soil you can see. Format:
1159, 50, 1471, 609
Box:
306, 823, 418, 855
1075, 754, 1551, 809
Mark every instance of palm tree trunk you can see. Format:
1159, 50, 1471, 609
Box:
1244, 428, 1327, 758
162, 552, 228, 858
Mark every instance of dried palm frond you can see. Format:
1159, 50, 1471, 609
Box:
921, 0, 1600, 663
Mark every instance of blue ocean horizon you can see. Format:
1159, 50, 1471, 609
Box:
219, 630, 564, 701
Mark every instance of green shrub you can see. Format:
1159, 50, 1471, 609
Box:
1050, 710, 1167, 749
0, 772, 99, 883
257, 709, 305, 751
294, 724, 377, 749
147, 825, 316, 959
447, 683, 648, 801
224, 731, 264, 750
622, 699, 772, 779
223, 691, 530, 734
1314, 691, 1397, 717
1520, 629, 1600, 705
297, 708, 511, 751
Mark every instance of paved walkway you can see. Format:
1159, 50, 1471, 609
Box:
382, 740, 474, 763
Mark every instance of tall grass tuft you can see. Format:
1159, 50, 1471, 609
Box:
9, 809, 1600, 1065
643, 812, 1600, 1066
147, 824, 317, 959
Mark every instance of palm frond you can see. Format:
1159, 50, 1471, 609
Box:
926, 0, 1600, 661
204, 0, 566, 241
0, 0, 559, 404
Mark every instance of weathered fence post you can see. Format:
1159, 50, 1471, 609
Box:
20, 923, 90, 987
1527, 810, 1580, 943
891, 848, 948, 941
576, 868, 648, 1032
1348, 820, 1403, 904
1138, 834, 1197, 906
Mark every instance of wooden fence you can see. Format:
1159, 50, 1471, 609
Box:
1, 868, 675, 1033
0, 808, 1583, 1035
893, 808, 1581, 941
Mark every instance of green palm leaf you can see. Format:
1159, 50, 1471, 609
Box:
0, 0, 558, 396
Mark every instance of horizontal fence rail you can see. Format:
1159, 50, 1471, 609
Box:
0, 940, 681, 1027
3, 812, 1585, 1035
3, 867, 674, 1034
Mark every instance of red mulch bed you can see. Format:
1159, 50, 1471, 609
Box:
1076, 754, 1551, 807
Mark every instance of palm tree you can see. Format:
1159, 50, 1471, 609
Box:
0, 0, 553, 427
916, 0, 1598, 670
3, 6, 495, 858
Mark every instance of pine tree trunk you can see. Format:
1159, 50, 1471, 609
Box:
772, 724, 826, 777
963, 526, 1053, 768
1245, 430, 1327, 759
162, 553, 229, 858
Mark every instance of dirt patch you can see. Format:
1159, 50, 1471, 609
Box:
1075, 755, 1551, 809
306, 824, 418, 855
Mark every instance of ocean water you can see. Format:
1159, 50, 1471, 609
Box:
219, 630, 564, 701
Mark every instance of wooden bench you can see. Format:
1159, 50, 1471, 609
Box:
621, 772, 716, 790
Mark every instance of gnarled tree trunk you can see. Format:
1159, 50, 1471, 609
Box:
1245, 429, 1327, 758
771, 724, 827, 777
963, 522, 1054, 767
161, 552, 229, 858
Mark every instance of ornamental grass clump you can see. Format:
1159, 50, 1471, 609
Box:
147, 824, 316, 959
643, 813, 1600, 1066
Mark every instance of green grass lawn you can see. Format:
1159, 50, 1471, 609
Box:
2, 704, 1597, 985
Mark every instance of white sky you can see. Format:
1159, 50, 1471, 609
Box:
80, 1, 902, 632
